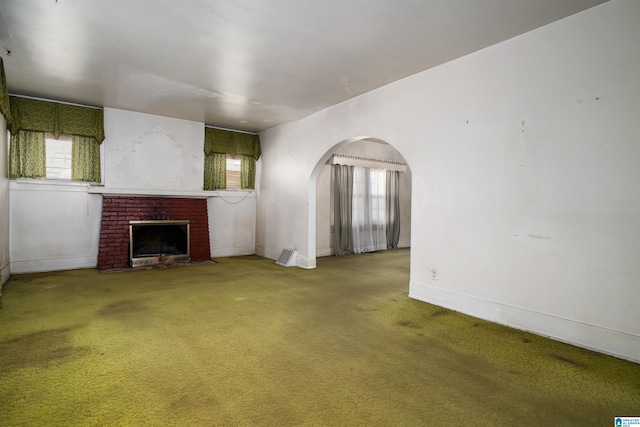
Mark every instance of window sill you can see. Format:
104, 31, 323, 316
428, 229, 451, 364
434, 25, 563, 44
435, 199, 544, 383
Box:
12, 178, 98, 186
9, 179, 99, 193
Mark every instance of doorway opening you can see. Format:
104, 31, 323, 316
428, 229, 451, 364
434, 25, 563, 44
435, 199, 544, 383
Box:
308, 137, 412, 268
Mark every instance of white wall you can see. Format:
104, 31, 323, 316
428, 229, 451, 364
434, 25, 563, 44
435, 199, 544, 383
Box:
257, 1, 640, 361
9, 183, 102, 273
0, 115, 10, 286
315, 139, 411, 256
208, 193, 256, 258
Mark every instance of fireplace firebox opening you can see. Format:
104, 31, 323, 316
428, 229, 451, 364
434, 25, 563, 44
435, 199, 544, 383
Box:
129, 220, 190, 267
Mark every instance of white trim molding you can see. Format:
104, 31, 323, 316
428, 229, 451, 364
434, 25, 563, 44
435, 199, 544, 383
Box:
88, 187, 256, 199
210, 246, 256, 258
296, 255, 317, 269
409, 280, 640, 364
10, 256, 97, 275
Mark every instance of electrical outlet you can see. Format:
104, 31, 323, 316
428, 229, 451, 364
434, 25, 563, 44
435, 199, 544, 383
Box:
431, 269, 437, 280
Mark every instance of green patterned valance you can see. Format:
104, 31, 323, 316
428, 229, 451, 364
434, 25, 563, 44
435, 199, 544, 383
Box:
204, 127, 260, 160
0, 57, 11, 124
9, 96, 104, 144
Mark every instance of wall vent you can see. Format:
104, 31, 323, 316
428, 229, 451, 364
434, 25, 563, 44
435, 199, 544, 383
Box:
276, 249, 297, 267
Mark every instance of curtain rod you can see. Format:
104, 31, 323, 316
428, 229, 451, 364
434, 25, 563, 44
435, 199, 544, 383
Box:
204, 124, 258, 135
9, 93, 103, 110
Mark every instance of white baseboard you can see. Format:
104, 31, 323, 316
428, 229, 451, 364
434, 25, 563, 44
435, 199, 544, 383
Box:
409, 280, 640, 363
296, 255, 316, 269
10, 255, 98, 274
316, 247, 333, 257
210, 246, 256, 258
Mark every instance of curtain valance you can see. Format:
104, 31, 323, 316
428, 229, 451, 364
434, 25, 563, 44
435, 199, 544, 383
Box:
9, 96, 105, 144
204, 127, 260, 160
0, 58, 11, 124
329, 153, 406, 172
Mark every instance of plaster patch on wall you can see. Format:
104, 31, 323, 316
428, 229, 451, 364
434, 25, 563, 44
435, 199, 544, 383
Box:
528, 234, 554, 240
512, 233, 554, 240
131, 126, 184, 189
106, 146, 126, 167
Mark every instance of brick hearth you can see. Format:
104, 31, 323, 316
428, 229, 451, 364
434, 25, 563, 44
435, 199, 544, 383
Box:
97, 196, 210, 270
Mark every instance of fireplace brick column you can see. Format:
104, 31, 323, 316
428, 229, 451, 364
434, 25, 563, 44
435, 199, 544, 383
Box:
97, 196, 210, 270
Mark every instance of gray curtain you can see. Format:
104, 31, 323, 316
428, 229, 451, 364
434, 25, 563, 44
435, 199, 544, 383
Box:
332, 164, 353, 256
386, 170, 401, 248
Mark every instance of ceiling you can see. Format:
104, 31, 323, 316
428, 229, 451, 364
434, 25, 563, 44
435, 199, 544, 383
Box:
0, 0, 607, 133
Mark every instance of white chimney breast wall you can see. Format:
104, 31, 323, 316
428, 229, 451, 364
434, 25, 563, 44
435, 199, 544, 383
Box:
103, 108, 205, 192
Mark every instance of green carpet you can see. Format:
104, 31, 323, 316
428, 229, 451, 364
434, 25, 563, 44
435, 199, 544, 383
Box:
0, 249, 638, 426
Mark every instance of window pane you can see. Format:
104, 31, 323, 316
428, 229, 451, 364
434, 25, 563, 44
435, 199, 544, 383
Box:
226, 155, 241, 189
370, 169, 386, 226
45, 134, 72, 180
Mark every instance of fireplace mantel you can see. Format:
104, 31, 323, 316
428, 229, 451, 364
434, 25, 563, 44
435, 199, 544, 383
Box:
88, 187, 254, 199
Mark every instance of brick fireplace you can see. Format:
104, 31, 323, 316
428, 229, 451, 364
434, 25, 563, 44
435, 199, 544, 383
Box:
97, 196, 210, 270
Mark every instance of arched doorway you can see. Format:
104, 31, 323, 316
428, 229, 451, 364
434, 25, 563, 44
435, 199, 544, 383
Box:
307, 136, 412, 266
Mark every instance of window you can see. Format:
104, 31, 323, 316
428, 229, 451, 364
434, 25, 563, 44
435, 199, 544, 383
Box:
333, 165, 400, 255
203, 152, 255, 191
226, 155, 241, 190
45, 133, 72, 180
7, 96, 104, 181
369, 169, 387, 228
351, 167, 387, 253
202, 127, 259, 191
9, 131, 100, 182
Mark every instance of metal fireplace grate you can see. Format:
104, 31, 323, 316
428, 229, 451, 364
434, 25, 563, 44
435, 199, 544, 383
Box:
129, 220, 190, 267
